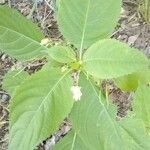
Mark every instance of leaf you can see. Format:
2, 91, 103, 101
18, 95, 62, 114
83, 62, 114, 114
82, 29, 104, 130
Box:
55, 75, 127, 150
2, 69, 29, 95
9, 67, 74, 150
57, 119, 150, 150
0, 6, 47, 60
83, 39, 149, 79
53, 131, 88, 150
0, 6, 43, 41
55, 75, 150, 150
133, 86, 150, 130
47, 46, 76, 63
114, 69, 150, 91
119, 118, 150, 150
58, 0, 121, 49
56, 0, 60, 12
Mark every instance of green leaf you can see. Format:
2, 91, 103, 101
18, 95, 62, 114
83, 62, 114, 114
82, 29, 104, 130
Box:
47, 46, 76, 63
55, 120, 150, 150
114, 69, 150, 91
0, 6, 47, 60
55, 75, 127, 150
53, 131, 88, 150
133, 86, 150, 130
56, 0, 60, 12
9, 67, 74, 150
83, 39, 149, 79
0, 6, 43, 41
55, 75, 150, 150
2, 69, 29, 95
119, 118, 150, 150
58, 0, 121, 49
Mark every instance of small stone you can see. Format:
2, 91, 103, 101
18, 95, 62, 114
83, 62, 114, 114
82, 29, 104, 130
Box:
1, 94, 9, 102
128, 35, 138, 45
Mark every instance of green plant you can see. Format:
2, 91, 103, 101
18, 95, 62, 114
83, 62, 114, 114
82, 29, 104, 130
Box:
139, 0, 150, 24
0, 0, 150, 149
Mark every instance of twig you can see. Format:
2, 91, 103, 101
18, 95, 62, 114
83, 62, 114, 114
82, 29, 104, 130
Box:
0, 137, 9, 143
45, 0, 54, 10
0, 104, 9, 112
0, 121, 8, 127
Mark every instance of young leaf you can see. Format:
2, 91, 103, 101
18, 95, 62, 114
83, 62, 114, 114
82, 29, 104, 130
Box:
9, 67, 74, 150
83, 39, 149, 79
114, 69, 150, 91
55, 76, 150, 150
58, 0, 121, 49
133, 86, 150, 130
2, 69, 29, 95
0, 6, 47, 60
47, 46, 76, 63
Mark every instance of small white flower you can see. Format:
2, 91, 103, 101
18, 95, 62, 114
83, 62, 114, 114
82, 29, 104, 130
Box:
71, 86, 82, 101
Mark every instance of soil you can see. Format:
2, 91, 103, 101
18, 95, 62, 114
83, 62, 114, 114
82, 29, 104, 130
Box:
113, 0, 150, 57
0, 0, 150, 149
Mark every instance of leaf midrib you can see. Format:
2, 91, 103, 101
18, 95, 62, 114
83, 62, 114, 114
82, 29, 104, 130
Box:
120, 125, 146, 149
79, 0, 91, 59
83, 58, 148, 64
0, 25, 47, 51
16, 70, 71, 149
89, 79, 121, 139
89, 79, 146, 149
